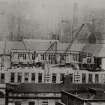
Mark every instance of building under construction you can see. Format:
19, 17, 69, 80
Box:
0, 21, 104, 105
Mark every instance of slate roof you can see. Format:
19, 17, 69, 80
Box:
82, 43, 105, 57
70, 42, 105, 57
57, 42, 69, 52
0, 39, 58, 54
0, 39, 71, 54
24, 39, 55, 51
76, 88, 105, 101
7, 83, 63, 93
70, 42, 86, 52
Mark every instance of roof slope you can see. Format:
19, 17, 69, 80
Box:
0, 39, 57, 54
82, 43, 104, 57
7, 83, 63, 93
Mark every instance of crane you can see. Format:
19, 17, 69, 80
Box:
44, 40, 57, 64
60, 24, 86, 67
64, 24, 85, 54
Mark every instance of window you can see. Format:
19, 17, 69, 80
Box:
60, 73, 65, 82
38, 73, 42, 83
23, 54, 26, 60
24, 72, 29, 82
10, 73, 15, 83
52, 73, 56, 83
69, 74, 73, 83
17, 72, 22, 83
42, 101, 48, 105
95, 74, 99, 83
31, 73, 35, 82
1, 73, 5, 83
32, 54, 35, 60
29, 101, 35, 105
18, 53, 22, 58
88, 33, 96, 44
15, 101, 21, 105
82, 73, 86, 83
41, 54, 44, 60
48, 55, 51, 60
74, 72, 80, 83
88, 74, 93, 83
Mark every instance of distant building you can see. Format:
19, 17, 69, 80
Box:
51, 34, 59, 40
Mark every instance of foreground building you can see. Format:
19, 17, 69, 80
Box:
0, 25, 105, 105
6, 83, 62, 105
56, 88, 105, 105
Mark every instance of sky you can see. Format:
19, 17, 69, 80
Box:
0, 0, 105, 39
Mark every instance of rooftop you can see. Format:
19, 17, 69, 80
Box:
0, 39, 70, 54
63, 88, 105, 102
7, 83, 63, 93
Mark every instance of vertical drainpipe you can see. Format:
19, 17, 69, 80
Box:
83, 101, 86, 105
5, 84, 8, 105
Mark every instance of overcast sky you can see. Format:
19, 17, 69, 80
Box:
0, 0, 105, 38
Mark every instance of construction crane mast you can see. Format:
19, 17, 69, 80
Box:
44, 40, 57, 64
64, 24, 85, 54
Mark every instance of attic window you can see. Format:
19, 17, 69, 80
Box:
88, 33, 96, 44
